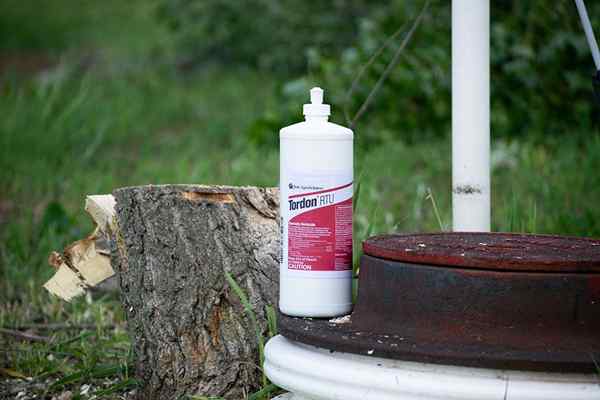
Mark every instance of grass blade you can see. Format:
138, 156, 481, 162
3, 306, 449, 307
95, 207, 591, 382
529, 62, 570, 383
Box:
353, 175, 362, 213
49, 331, 95, 351
265, 305, 278, 339
248, 383, 279, 400
50, 363, 130, 390
0, 367, 30, 380
224, 271, 266, 387
91, 378, 138, 398
426, 188, 445, 231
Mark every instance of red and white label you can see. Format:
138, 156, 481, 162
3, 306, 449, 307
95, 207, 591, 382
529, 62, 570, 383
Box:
284, 179, 353, 273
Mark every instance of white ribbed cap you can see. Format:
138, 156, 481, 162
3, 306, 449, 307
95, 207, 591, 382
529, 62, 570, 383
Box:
303, 87, 331, 118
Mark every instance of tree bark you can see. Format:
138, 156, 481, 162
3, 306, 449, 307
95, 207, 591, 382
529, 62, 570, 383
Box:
112, 184, 280, 400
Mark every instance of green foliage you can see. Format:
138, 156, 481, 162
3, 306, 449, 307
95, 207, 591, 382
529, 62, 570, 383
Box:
315, 1, 600, 145
156, 0, 372, 73
0, 0, 85, 51
0, 0, 165, 57
200, 1, 600, 147
39, 201, 72, 236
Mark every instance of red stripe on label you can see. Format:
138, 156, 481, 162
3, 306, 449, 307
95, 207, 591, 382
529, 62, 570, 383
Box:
288, 181, 353, 199
288, 197, 353, 271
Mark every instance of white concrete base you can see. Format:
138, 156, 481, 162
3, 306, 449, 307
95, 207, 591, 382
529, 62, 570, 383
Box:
265, 335, 600, 400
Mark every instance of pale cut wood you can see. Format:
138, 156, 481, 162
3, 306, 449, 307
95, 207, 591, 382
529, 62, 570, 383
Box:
85, 195, 116, 233
64, 236, 113, 286
44, 195, 117, 301
43, 263, 86, 301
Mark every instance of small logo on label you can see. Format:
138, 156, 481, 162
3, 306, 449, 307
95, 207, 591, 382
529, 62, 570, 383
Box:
288, 182, 324, 191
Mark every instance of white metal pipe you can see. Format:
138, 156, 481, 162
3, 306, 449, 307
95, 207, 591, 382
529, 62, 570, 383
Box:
265, 335, 600, 400
452, 0, 491, 232
574, 0, 600, 71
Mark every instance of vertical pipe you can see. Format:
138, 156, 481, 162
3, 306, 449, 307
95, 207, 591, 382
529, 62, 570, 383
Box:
452, 0, 491, 232
574, 0, 600, 71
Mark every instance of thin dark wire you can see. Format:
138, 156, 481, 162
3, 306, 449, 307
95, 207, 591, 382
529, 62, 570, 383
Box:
350, 0, 431, 130
343, 21, 410, 125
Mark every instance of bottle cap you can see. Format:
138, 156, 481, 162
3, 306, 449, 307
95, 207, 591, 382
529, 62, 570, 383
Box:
303, 87, 331, 118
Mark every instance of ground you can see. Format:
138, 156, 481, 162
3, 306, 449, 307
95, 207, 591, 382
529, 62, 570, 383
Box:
1, 1, 600, 399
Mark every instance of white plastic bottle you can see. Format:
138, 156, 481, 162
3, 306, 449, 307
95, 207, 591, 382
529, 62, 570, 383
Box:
279, 87, 353, 317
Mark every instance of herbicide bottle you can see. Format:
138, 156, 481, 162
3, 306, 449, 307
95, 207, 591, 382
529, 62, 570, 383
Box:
279, 87, 353, 317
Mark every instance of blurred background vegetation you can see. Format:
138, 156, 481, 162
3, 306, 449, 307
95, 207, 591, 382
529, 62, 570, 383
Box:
160, 0, 599, 144
1, 0, 599, 398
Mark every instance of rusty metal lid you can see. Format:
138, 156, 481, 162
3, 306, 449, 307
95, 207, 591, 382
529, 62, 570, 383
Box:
280, 253, 600, 372
363, 232, 600, 272
280, 233, 600, 372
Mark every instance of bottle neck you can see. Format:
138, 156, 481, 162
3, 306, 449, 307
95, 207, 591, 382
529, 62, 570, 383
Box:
304, 115, 329, 123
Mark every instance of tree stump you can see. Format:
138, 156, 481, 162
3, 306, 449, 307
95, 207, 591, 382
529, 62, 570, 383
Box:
112, 185, 280, 399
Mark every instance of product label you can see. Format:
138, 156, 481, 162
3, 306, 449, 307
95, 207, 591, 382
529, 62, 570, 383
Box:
283, 174, 352, 273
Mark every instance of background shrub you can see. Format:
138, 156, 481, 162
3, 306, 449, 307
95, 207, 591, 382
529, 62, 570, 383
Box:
157, 0, 373, 73
158, 0, 600, 146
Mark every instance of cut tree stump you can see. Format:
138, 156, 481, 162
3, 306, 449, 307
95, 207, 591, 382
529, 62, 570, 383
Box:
112, 185, 280, 399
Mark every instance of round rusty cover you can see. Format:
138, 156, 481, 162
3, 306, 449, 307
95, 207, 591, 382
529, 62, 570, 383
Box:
280, 232, 600, 372
363, 232, 600, 272
279, 255, 600, 372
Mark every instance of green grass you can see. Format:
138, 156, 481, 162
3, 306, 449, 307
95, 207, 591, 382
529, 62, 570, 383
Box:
224, 271, 268, 390
1, 0, 600, 398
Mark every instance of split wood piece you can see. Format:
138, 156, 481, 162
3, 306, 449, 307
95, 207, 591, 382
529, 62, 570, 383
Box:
44, 195, 116, 301
113, 185, 279, 400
